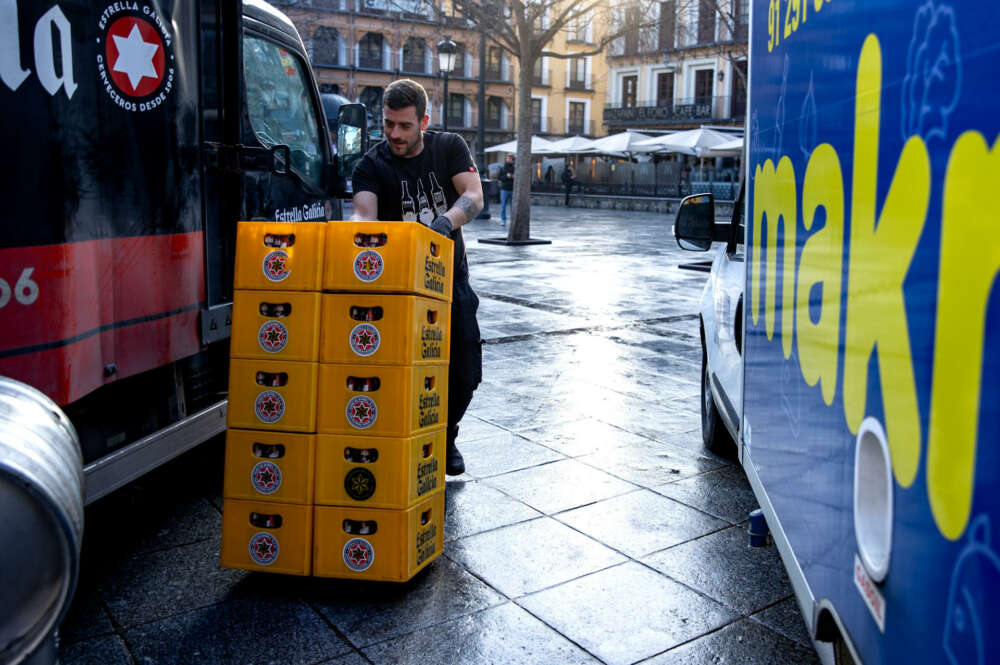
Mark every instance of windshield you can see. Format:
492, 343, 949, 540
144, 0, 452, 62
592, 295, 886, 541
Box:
243, 35, 323, 188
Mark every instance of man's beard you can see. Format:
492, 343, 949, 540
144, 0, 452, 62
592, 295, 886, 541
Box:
390, 134, 422, 158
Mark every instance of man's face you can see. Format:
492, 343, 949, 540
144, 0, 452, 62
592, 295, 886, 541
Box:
506, 154, 514, 163
383, 105, 428, 158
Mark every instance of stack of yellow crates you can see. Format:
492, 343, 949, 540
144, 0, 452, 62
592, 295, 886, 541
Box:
221, 221, 452, 582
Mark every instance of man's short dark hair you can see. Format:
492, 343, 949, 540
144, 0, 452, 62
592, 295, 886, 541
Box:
384, 79, 428, 119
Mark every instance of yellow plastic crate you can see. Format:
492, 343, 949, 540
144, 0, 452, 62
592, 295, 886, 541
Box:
231, 290, 321, 362
314, 427, 445, 509
234, 221, 326, 291
319, 294, 451, 365
227, 358, 318, 433
323, 222, 453, 302
316, 363, 448, 437
224, 429, 316, 505
221, 499, 313, 575
312, 492, 444, 581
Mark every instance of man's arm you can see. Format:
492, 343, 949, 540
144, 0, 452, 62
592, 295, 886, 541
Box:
351, 191, 378, 221
439, 171, 483, 230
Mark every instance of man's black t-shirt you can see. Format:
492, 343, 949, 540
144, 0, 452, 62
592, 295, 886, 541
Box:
499, 162, 515, 191
352, 131, 476, 280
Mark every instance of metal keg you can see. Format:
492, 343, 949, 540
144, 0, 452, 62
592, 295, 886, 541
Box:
0, 377, 85, 665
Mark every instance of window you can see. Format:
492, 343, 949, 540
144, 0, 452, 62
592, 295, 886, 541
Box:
452, 42, 466, 77
568, 58, 586, 89
624, 6, 639, 54
622, 75, 637, 107
698, 0, 716, 43
244, 35, 323, 187
447, 93, 464, 127
658, 1, 675, 50
532, 59, 547, 86
656, 72, 674, 107
486, 46, 502, 78
734, 0, 749, 41
568, 101, 585, 134
730, 60, 747, 117
568, 12, 589, 41
695, 69, 714, 105
531, 98, 543, 131
312, 27, 339, 66
402, 37, 426, 73
358, 33, 384, 69
486, 97, 502, 129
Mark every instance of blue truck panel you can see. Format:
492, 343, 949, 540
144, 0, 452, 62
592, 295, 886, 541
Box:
745, 1, 1000, 662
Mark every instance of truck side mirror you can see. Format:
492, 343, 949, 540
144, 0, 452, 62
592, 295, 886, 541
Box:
337, 103, 369, 178
674, 193, 715, 251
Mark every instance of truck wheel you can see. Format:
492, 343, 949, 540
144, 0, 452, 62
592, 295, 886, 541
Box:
701, 345, 735, 457
833, 634, 858, 665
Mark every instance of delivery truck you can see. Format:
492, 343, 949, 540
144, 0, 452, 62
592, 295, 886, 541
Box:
674, 0, 1000, 663
0, 1, 369, 661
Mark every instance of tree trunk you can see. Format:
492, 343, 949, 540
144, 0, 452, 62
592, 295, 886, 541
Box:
509, 44, 536, 241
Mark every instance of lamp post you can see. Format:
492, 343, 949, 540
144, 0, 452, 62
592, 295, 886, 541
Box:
437, 37, 457, 131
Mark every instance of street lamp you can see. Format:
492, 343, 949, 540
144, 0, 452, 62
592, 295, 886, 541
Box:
437, 37, 457, 131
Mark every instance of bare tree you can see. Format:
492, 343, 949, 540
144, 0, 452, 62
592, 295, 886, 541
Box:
443, 0, 657, 241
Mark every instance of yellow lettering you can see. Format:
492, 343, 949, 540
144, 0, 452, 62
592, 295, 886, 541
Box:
928, 132, 1000, 540
796, 143, 844, 405
752, 157, 798, 358
843, 35, 929, 487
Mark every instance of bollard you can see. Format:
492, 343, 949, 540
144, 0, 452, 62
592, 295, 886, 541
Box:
748, 508, 770, 548
0, 376, 85, 665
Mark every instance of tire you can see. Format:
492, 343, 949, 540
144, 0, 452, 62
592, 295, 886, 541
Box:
701, 344, 736, 458
833, 634, 858, 665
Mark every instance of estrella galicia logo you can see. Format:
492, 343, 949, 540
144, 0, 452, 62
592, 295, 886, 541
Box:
251, 461, 282, 494
345, 467, 376, 501
248, 532, 279, 566
262, 250, 291, 282
255, 390, 285, 423
349, 323, 381, 357
343, 537, 374, 571
346, 395, 377, 429
96, 3, 176, 112
258, 321, 289, 353
353, 250, 384, 282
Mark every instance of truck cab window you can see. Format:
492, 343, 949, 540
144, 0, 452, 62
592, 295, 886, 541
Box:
243, 35, 323, 188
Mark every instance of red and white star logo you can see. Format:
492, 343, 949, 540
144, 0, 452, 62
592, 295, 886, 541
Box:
106, 17, 165, 97
262, 250, 291, 282
353, 250, 384, 282
251, 461, 282, 494
342, 538, 374, 571
346, 395, 377, 429
255, 390, 285, 423
249, 532, 279, 565
349, 323, 381, 357
258, 321, 289, 353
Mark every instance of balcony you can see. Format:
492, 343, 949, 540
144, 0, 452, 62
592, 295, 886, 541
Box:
357, 55, 385, 70
603, 95, 744, 127
531, 69, 551, 86
485, 67, 510, 82
567, 77, 590, 91
564, 119, 595, 136
532, 116, 552, 133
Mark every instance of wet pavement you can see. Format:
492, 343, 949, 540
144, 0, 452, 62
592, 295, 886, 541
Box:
59, 207, 821, 665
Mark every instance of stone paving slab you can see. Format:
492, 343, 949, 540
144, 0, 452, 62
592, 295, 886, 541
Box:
59, 208, 817, 664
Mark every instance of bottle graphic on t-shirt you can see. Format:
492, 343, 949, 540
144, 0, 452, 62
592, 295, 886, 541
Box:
400, 180, 417, 221
416, 180, 434, 225
429, 172, 447, 215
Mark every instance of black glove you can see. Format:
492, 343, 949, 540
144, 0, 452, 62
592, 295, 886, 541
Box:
430, 216, 453, 237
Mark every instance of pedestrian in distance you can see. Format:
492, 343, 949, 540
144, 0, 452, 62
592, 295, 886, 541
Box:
349, 78, 484, 476
562, 164, 576, 206
499, 153, 515, 229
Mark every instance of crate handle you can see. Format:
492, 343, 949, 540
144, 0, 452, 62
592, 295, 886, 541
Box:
263, 233, 296, 248
422, 443, 432, 458
346, 376, 381, 392
252, 443, 286, 459
342, 519, 378, 535
354, 232, 387, 248
429, 241, 440, 257
426, 310, 438, 324
343, 447, 379, 463
423, 376, 436, 391
421, 509, 431, 526
350, 305, 384, 322
249, 512, 283, 529
259, 302, 292, 318
255, 371, 288, 387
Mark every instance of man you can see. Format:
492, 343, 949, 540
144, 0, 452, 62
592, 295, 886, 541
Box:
350, 79, 483, 476
499, 153, 515, 229
561, 164, 576, 206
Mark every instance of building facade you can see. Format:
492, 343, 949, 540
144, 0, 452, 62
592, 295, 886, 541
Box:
604, 0, 748, 132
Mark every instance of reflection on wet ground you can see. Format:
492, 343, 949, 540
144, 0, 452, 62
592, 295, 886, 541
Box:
59, 208, 819, 665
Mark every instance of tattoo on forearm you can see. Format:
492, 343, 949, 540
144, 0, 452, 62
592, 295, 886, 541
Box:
453, 194, 481, 221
